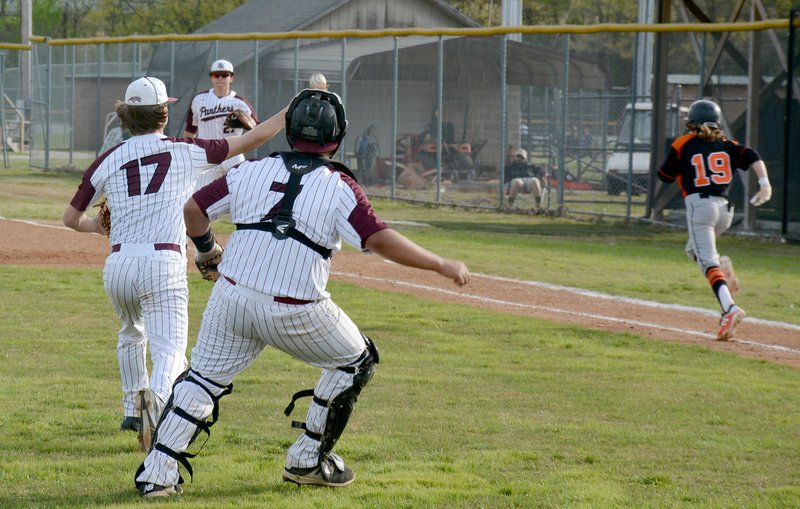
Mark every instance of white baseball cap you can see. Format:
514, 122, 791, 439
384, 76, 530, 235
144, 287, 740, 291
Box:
124, 77, 177, 106
210, 59, 235, 75
515, 148, 528, 159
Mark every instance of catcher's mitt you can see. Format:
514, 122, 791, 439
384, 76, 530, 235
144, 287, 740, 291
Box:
94, 199, 111, 236
195, 243, 224, 282
224, 109, 256, 131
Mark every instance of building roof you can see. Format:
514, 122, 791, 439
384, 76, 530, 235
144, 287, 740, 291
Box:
197, 0, 478, 40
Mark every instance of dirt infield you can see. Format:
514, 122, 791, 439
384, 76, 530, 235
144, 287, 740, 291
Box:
5, 218, 800, 368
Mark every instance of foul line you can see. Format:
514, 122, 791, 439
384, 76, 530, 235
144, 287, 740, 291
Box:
1, 216, 74, 231
8, 216, 800, 356
332, 270, 800, 356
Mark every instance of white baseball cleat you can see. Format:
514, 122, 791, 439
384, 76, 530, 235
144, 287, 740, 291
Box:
717, 305, 746, 341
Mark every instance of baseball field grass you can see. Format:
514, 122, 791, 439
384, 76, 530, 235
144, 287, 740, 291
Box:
1, 168, 800, 508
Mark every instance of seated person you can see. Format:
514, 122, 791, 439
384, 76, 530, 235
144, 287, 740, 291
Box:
504, 149, 533, 192
506, 153, 548, 211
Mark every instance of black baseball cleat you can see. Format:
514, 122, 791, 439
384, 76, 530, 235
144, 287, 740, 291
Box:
282, 454, 355, 487
119, 416, 141, 433
139, 482, 183, 498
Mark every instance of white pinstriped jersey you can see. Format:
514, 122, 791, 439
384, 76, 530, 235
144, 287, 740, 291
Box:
185, 89, 257, 170
69, 133, 229, 246
192, 154, 388, 300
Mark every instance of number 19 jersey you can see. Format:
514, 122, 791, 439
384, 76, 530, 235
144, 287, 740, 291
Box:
658, 133, 760, 198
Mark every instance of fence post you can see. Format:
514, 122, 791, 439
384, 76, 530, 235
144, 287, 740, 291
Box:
783, 8, 798, 238
45, 43, 51, 170
626, 32, 640, 222
499, 36, 508, 208
391, 37, 398, 200
435, 36, 443, 204
557, 34, 570, 212
0, 51, 8, 168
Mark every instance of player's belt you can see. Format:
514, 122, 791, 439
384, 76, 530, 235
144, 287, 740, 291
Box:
222, 276, 313, 305
111, 243, 182, 254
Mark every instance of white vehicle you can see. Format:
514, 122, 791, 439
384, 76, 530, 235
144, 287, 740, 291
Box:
605, 101, 687, 195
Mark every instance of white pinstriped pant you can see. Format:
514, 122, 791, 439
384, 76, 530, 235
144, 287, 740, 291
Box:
102, 249, 188, 416
136, 277, 368, 487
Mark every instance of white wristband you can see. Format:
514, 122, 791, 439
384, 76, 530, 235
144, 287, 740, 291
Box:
758, 177, 771, 188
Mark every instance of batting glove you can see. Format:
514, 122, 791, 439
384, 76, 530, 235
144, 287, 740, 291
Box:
749, 177, 772, 207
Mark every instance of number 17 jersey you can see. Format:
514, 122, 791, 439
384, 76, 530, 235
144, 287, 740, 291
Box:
69, 133, 229, 246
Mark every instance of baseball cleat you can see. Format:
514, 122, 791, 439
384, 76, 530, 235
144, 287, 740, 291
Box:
135, 389, 159, 453
719, 256, 740, 295
119, 415, 140, 433
282, 454, 355, 487
717, 305, 746, 341
139, 482, 182, 498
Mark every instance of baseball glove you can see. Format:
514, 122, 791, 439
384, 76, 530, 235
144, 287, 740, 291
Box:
94, 198, 111, 236
224, 109, 256, 131
195, 243, 224, 282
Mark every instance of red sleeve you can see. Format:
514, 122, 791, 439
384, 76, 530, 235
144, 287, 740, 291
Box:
192, 176, 230, 217
339, 172, 389, 246
236, 95, 259, 123
69, 143, 122, 211
167, 137, 229, 165
184, 95, 199, 133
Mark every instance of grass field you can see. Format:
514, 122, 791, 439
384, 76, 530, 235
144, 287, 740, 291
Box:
1, 168, 799, 508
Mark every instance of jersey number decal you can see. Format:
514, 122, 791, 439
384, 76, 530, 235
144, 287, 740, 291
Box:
690, 151, 733, 187
121, 153, 173, 196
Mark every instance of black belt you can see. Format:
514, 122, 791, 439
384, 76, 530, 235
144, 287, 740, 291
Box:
111, 243, 181, 253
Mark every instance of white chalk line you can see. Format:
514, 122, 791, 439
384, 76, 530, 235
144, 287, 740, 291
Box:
332, 270, 800, 357
2, 216, 74, 231
7, 216, 799, 356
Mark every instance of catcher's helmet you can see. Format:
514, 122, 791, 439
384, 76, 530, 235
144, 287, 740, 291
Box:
687, 99, 721, 127
285, 89, 347, 156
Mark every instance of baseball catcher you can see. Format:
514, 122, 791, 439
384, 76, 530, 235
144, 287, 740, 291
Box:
134, 89, 470, 499
224, 109, 256, 131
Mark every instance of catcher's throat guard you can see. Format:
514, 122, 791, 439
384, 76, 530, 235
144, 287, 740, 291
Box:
284, 337, 379, 465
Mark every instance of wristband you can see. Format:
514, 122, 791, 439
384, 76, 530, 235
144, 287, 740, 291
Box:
190, 230, 216, 253
758, 177, 770, 188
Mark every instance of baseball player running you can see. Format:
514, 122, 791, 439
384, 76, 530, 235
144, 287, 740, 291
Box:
184, 59, 259, 188
658, 99, 772, 341
63, 76, 286, 452
134, 89, 470, 498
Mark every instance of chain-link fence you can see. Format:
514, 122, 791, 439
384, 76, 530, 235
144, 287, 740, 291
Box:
1, 20, 797, 234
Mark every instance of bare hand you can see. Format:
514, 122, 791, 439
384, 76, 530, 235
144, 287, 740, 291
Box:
440, 260, 470, 286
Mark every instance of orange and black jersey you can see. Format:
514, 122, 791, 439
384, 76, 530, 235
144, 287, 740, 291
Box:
658, 133, 760, 198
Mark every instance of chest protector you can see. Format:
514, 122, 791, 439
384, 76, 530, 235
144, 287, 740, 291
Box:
234, 152, 356, 259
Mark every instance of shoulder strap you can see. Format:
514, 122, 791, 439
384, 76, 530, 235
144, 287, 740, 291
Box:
235, 153, 333, 259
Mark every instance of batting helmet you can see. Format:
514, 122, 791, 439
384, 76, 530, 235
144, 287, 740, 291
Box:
686, 99, 721, 127
285, 89, 347, 156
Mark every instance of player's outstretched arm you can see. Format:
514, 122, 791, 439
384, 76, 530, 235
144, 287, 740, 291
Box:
226, 105, 289, 159
364, 228, 470, 286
